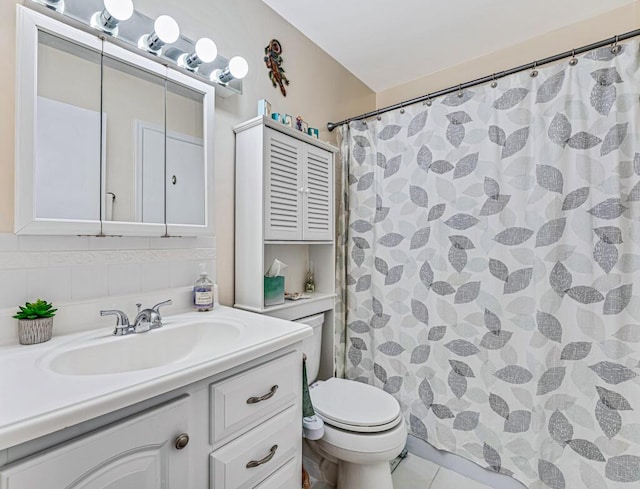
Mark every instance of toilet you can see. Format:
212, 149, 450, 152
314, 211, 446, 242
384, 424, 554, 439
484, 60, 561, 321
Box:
297, 313, 407, 489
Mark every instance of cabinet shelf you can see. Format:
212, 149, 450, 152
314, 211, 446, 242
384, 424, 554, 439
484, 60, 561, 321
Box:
234, 293, 336, 321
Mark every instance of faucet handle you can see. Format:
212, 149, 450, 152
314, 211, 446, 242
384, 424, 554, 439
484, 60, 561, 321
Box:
100, 309, 131, 335
152, 299, 173, 317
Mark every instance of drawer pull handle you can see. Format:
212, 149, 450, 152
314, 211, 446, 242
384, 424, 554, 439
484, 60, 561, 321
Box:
174, 433, 190, 450
247, 385, 278, 404
246, 444, 278, 468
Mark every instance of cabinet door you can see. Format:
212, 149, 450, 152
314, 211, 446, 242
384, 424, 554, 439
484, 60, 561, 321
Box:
264, 128, 303, 240
0, 397, 190, 489
302, 145, 333, 241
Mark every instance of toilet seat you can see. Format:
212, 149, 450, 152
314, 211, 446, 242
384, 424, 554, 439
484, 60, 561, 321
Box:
310, 378, 403, 433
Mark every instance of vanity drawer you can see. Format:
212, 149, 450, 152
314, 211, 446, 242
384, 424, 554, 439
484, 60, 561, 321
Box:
253, 457, 299, 489
210, 352, 299, 443
210, 405, 300, 489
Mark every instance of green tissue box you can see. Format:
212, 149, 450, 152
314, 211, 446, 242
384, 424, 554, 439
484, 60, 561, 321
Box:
264, 276, 285, 306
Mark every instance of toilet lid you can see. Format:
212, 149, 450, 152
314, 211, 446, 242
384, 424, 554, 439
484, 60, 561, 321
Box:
310, 378, 401, 432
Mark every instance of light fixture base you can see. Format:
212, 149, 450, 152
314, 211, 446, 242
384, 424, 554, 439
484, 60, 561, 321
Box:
137, 34, 162, 55
177, 53, 198, 72
34, 0, 65, 13
90, 11, 119, 36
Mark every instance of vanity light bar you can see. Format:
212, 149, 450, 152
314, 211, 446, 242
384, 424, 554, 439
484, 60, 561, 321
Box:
27, 0, 245, 96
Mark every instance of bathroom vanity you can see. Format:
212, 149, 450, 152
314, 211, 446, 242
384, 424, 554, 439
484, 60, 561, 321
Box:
0, 306, 311, 488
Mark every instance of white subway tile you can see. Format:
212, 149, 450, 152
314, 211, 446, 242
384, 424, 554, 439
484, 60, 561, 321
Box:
71, 264, 109, 301
27, 267, 72, 302
0, 252, 49, 270
108, 263, 141, 296
0, 269, 28, 308
89, 237, 150, 250
149, 237, 197, 249
19, 235, 89, 252
169, 260, 200, 288
141, 262, 170, 292
0, 234, 19, 252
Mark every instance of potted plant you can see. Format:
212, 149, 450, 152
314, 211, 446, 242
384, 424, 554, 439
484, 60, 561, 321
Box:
13, 299, 57, 345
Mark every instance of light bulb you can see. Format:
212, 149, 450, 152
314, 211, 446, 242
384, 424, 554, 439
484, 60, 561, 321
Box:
104, 0, 134, 21
154, 15, 180, 44
178, 38, 217, 71
229, 56, 249, 79
91, 0, 133, 35
195, 38, 217, 63
138, 15, 180, 54
214, 56, 249, 84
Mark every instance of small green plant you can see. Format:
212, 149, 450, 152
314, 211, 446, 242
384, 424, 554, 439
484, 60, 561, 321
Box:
13, 299, 57, 320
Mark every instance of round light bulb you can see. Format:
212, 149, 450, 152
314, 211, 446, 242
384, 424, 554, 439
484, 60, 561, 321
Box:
154, 15, 180, 44
195, 38, 217, 63
104, 0, 134, 21
229, 56, 249, 79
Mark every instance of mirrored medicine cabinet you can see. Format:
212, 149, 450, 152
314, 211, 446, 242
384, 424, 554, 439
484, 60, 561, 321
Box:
15, 6, 215, 236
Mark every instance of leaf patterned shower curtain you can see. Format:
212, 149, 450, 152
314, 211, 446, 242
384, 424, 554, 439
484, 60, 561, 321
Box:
338, 41, 640, 488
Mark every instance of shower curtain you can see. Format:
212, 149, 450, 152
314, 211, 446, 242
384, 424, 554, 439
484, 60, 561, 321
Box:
338, 41, 640, 488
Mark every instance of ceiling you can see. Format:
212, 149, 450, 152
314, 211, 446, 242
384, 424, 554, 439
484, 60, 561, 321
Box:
262, 0, 636, 92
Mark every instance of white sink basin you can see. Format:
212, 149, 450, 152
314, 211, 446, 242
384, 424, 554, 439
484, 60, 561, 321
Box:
45, 320, 244, 375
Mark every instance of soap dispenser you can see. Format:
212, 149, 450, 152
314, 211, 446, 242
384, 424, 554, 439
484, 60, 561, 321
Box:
193, 263, 214, 311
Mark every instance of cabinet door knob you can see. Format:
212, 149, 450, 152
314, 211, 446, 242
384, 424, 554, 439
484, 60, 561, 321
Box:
246, 385, 278, 404
246, 444, 278, 468
174, 433, 190, 450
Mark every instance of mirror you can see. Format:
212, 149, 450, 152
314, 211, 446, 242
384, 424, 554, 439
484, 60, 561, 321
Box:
15, 6, 214, 236
101, 54, 166, 225
165, 80, 206, 226
35, 31, 102, 224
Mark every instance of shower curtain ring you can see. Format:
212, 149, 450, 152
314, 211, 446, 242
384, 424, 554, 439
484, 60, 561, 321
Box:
569, 49, 578, 66
424, 95, 432, 107
399, 103, 405, 114
530, 61, 539, 78
611, 35, 622, 54
376, 109, 381, 121
490, 74, 498, 88
457, 84, 464, 98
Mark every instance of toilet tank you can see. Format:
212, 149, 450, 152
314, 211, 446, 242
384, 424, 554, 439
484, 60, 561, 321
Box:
295, 312, 324, 383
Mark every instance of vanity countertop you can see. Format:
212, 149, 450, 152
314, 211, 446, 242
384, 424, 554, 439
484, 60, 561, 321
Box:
0, 306, 312, 451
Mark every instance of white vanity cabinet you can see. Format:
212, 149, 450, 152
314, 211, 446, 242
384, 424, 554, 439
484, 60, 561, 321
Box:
0, 349, 302, 489
0, 397, 190, 489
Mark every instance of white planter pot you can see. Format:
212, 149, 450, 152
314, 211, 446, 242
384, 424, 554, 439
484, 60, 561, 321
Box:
18, 317, 54, 345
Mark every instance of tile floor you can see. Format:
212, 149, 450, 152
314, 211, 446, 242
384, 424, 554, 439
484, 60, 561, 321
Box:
392, 454, 491, 489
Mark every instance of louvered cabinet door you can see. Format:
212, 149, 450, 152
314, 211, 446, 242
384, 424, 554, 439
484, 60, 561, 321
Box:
264, 128, 303, 240
302, 145, 333, 241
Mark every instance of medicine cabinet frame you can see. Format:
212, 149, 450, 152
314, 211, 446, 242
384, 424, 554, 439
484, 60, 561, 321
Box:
14, 6, 215, 237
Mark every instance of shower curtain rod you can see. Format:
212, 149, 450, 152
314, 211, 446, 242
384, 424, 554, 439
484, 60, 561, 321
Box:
327, 28, 640, 132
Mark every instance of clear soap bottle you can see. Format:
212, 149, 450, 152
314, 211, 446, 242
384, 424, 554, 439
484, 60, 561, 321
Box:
193, 263, 214, 311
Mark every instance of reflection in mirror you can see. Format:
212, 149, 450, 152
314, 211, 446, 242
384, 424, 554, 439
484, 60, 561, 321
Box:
165, 81, 206, 226
102, 55, 166, 224
36, 31, 102, 221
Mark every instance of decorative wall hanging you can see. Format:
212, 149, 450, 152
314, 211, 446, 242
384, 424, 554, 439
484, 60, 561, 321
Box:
264, 39, 289, 97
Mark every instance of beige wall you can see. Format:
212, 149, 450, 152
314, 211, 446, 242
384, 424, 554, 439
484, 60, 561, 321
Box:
0, 0, 376, 306
377, 2, 640, 108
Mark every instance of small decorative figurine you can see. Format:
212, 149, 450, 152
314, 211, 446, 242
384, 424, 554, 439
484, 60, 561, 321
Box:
305, 262, 315, 294
264, 39, 290, 97
296, 116, 303, 131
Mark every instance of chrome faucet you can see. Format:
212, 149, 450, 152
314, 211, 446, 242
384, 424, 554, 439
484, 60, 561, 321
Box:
100, 299, 172, 336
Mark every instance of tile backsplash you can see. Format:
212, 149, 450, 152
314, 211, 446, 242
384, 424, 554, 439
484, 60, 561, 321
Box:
0, 233, 216, 344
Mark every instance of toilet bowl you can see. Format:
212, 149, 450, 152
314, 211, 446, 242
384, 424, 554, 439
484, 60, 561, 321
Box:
307, 378, 407, 489
296, 313, 407, 489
